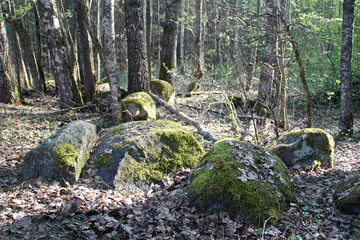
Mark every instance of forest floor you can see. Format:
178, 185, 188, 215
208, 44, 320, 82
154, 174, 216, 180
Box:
0, 87, 359, 240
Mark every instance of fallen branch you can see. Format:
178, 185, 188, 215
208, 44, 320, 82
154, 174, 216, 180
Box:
149, 93, 218, 143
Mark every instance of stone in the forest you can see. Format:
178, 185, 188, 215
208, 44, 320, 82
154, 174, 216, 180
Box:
23, 121, 96, 183
94, 120, 204, 190
189, 139, 293, 225
150, 79, 175, 105
334, 174, 360, 214
272, 128, 335, 168
121, 92, 156, 122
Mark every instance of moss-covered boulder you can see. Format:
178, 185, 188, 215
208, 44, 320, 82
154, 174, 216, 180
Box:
189, 139, 293, 225
150, 79, 175, 105
121, 92, 156, 122
334, 174, 360, 214
272, 128, 335, 168
94, 120, 204, 190
23, 121, 96, 183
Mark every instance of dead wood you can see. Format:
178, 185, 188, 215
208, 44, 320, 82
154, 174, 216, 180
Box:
149, 93, 218, 143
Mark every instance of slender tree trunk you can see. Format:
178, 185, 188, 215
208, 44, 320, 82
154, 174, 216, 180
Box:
178, 0, 185, 74
75, 0, 97, 101
146, 0, 152, 80
159, 0, 181, 84
104, 0, 121, 122
194, 0, 204, 79
339, 0, 355, 135
95, 0, 101, 82
38, 0, 83, 108
125, 0, 150, 93
0, 11, 20, 104
118, 0, 128, 72
258, 0, 277, 107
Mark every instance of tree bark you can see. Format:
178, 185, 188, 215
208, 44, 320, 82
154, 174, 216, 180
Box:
125, 0, 150, 93
146, 0, 152, 80
194, 0, 204, 79
159, 0, 181, 84
38, 0, 83, 108
104, 0, 121, 122
258, 0, 277, 106
339, 0, 355, 135
75, 0, 97, 101
0, 12, 20, 104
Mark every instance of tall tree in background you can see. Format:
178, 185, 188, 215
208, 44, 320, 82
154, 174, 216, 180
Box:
75, 0, 96, 101
339, 0, 356, 135
104, 0, 121, 122
0, 10, 20, 104
146, 0, 152, 81
194, 0, 204, 80
159, 0, 181, 84
258, 0, 277, 109
125, 0, 149, 93
38, 0, 83, 108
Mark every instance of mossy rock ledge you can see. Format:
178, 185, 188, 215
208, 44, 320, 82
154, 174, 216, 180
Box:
94, 120, 204, 190
189, 139, 293, 225
334, 174, 360, 214
150, 79, 176, 105
121, 92, 156, 122
23, 121, 97, 183
272, 128, 335, 168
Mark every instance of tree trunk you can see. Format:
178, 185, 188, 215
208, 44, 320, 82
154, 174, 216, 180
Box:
258, 0, 277, 107
146, 0, 152, 80
339, 0, 355, 135
38, 0, 83, 108
159, 0, 181, 84
178, 0, 185, 74
104, 0, 121, 122
194, 0, 204, 79
0, 13, 20, 104
125, 0, 150, 93
75, 0, 96, 101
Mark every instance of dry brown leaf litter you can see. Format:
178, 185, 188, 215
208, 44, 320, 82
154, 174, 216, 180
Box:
0, 90, 359, 239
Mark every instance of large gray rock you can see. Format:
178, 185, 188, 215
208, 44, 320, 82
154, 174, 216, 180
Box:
23, 121, 96, 183
189, 139, 293, 225
121, 92, 156, 122
94, 120, 204, 190
272, 128, 335, 168
334, 174, 360, 214
150, 79, 175, 105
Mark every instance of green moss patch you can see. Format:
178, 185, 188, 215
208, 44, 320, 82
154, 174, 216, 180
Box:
189, 139, 292, 225
53, 143, 79, 172
94, 120, 204, 190
334, 174, 360, 214
150, 79, 175, 105
121, 92, 156, 121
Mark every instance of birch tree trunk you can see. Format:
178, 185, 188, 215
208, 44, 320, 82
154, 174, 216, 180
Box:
0, 12, 20, 104
75, 0, 96, 101
125, 0, 150, 93
104, 0, 121, 122
339, 0, 355, 135
159, 0, 181, 84
38, 0, 83, 108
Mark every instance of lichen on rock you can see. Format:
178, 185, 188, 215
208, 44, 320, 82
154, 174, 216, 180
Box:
23, 121, 97, 183
94, 120, 204, 190
121, 92, 156, 122
272, 128, 335, 168
189, 139, 293, 225
150, 79, 176, 105
334, 174, 360, 214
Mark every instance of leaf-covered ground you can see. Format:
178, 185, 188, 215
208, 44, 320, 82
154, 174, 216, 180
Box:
0, 89, 359, 239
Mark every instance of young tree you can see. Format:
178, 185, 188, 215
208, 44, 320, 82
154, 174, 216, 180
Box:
339, 0, 356, 135
75, 0, 97, 101
146, 0, 152, 81
104, 0, 121, 122
38, 0, 83, 108
194, 0, 204, 79
159, 0, 181, 84
125, 0, 149, 93
0, 12, 20, 104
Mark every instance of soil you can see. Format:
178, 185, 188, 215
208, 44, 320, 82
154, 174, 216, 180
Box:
0, 88, 359, 239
